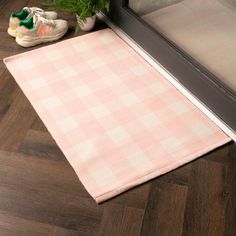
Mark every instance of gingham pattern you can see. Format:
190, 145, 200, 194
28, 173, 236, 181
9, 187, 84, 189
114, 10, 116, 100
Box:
4, 29, 230, 203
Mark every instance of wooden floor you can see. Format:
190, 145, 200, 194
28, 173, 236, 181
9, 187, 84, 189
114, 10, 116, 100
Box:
0, 1, 235, 235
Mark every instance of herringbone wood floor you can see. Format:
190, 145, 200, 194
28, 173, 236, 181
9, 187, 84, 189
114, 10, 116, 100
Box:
0, 1, 236, 235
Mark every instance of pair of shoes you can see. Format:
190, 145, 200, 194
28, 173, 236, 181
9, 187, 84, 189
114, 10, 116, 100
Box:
8, 7, 68, 47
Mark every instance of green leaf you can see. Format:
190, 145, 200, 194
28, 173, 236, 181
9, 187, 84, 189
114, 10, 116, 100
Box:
43, 0, 109, 16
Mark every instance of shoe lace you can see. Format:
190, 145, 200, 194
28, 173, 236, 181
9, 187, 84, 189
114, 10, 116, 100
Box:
33, 14, 56, 27
24, 7, 45, 15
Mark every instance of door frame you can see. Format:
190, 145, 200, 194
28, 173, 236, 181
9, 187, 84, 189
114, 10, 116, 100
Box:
108, 0, 236, 137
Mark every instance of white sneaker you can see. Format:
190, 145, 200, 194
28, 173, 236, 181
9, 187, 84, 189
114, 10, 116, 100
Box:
15, 14, 68, 47
8, 7, 58, 37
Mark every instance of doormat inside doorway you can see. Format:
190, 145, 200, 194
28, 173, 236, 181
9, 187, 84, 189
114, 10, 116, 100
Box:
4, 29, 230, 203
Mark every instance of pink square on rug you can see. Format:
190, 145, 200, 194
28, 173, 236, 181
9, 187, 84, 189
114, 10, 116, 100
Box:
4, 29, 230, 203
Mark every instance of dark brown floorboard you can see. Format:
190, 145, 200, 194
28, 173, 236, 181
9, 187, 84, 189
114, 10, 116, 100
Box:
182, 159, 226, 236
0, 0, 235, 235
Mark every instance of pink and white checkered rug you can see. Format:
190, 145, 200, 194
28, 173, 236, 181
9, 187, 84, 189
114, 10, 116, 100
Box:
4, 29, 230, 203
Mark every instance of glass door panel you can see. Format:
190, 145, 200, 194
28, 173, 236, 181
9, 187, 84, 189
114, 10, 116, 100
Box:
129, 0, 236, 93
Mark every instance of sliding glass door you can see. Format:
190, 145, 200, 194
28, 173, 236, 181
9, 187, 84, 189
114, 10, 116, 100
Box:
109, 0, 236, 135
130, 0, 236, 93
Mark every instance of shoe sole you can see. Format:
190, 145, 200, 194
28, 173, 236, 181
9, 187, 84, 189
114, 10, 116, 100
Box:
8, 27, 17, 37
15, 28, 68, 47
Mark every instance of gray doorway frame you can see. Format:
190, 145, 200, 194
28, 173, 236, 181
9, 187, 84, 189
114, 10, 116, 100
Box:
108, 0, 236, 136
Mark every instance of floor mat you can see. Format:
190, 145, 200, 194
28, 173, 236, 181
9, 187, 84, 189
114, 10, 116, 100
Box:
4, 29, 230, 203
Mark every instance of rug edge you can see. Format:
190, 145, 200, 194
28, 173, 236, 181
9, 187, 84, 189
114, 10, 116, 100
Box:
94, 137, 231, 203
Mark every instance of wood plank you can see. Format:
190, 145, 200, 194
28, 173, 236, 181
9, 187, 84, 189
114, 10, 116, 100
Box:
99, 203, 124, 236
182, 159, 226, 236
30, 116, 48, 132
119, 206, 144, 236
0, 210, 93, 236
157, 163, 190, 186
140, 180, 188, 236
204, 143, 230, 164
0, 71, 18, 122
52, 227, 89, 236
18, 130, 65, 161
223, 143, 236, 236
0, 210, 54, 236
99, 203, 144, 236
0, 91, 36, 151
0, 64, 5, 78
107, 182, 151, 209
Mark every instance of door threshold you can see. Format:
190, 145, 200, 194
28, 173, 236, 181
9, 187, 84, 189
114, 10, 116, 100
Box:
97, 12, 236, 142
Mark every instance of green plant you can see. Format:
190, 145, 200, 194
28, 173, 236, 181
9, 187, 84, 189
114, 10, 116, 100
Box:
44, 0, 109, 21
